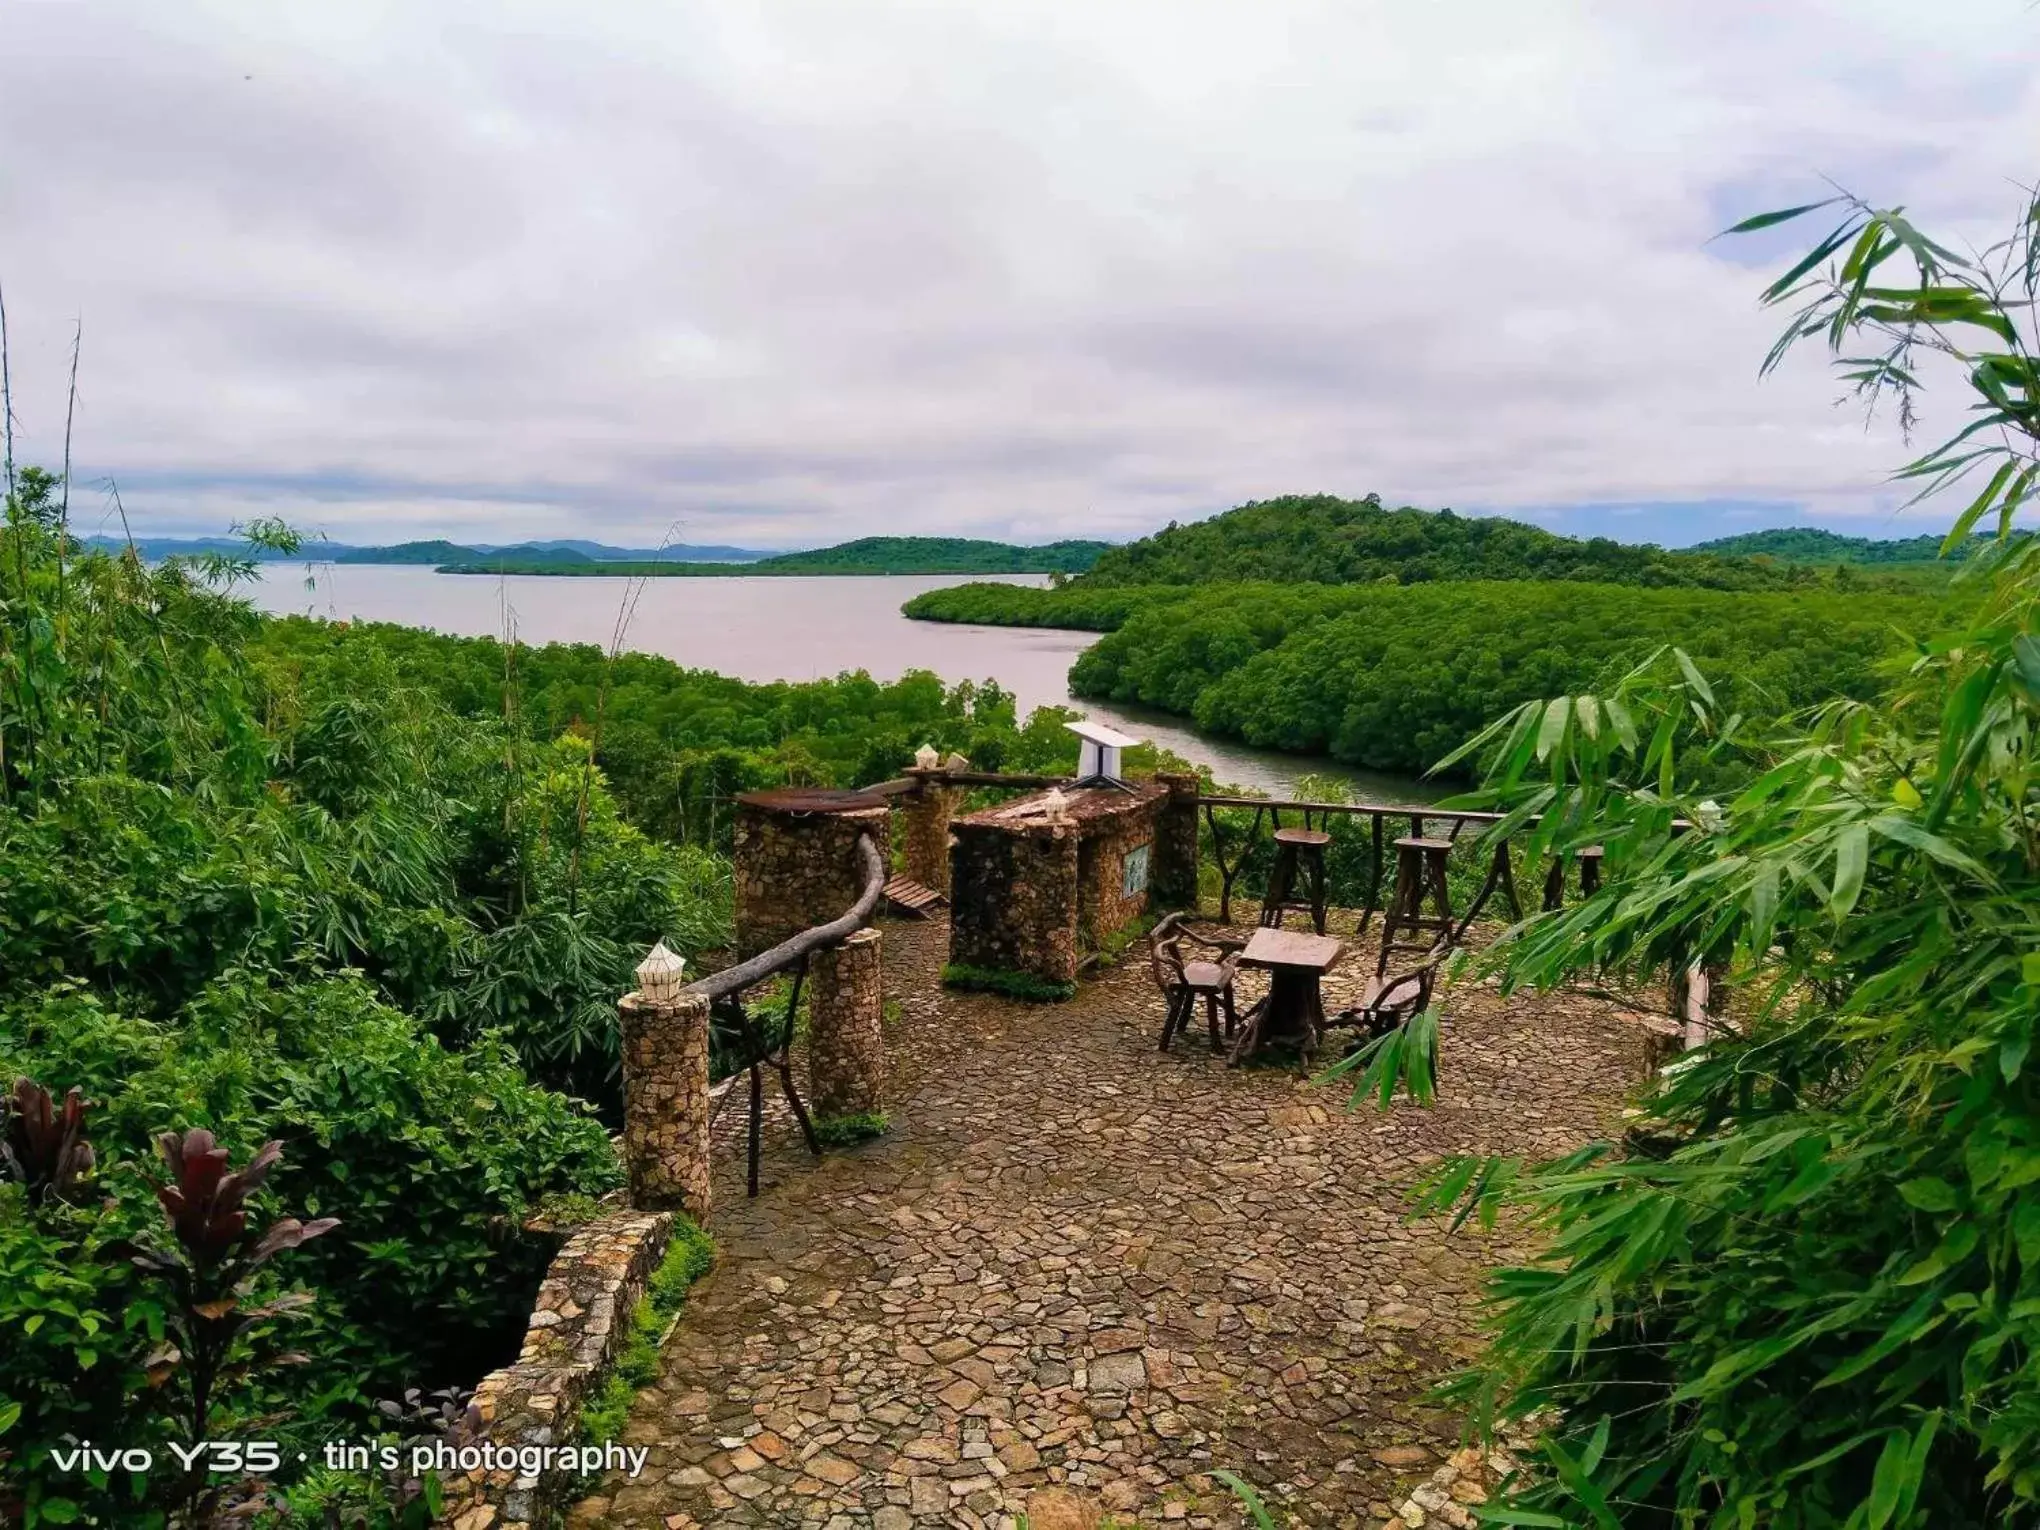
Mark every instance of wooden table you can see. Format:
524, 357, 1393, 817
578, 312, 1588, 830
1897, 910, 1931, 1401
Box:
1229, 927, 1344, 1065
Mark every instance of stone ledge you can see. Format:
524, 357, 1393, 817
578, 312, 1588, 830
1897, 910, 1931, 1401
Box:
442, 1209, 675, 1530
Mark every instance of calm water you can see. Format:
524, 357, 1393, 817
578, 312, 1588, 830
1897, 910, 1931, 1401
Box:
250, 563, 1438, 800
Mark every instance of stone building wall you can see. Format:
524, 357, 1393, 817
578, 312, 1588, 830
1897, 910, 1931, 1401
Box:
1075, 799, 1163, 952
948, 820, 1080, 987
806, 927, 885, 1120
733, 792, 891, 960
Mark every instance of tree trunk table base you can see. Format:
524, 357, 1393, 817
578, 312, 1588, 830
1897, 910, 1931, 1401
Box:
1229, 928, 1344, 1066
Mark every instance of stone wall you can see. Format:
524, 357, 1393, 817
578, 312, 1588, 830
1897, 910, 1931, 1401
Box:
948, 819, 1080, 988
733, 792, 891, 960
618, 990, 711, 1219
806, 926, 885, 1120
1149, 771, 1200, 911
442, 1210, 675, 1530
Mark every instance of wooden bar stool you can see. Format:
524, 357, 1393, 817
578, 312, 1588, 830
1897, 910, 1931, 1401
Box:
1541, 845, 1606, 911
1260, 827, 1332, 934
1378, 836, 1454, 973
1452, 837, 1524, 940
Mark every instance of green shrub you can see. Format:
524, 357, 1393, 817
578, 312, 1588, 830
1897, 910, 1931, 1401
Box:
940, 964, 1078, 1003
811, 1111, 889, 1148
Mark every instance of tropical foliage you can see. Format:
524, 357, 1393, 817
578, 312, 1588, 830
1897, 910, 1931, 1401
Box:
255, 618, 1089, 848
0, 483, 710, 1522
1373, 185, 2040, 1524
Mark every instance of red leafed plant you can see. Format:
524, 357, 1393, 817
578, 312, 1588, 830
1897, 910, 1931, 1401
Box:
0, 1076, 97, 1208
125, 1129, 339, 1457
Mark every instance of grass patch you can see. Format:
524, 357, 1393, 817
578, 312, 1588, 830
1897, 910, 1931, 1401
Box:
812, 1111, 890, 1148
577, 1218, 715, 1447
941, 962, 1078, 1003
1085, 912, 1157, 971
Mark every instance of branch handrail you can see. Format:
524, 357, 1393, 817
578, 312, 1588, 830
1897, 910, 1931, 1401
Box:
687, 833, 888, 1002
1198, 792, 1505, 824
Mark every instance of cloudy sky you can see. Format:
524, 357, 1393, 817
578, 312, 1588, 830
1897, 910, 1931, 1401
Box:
4, 1, 2037, 550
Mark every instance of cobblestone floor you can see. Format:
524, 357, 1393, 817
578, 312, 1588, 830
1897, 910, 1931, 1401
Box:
575, 913, 1643, 1530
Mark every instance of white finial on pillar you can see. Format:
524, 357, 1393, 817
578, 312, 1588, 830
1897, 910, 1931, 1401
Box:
914, 742, 940, 771
636, 940, 687, 1004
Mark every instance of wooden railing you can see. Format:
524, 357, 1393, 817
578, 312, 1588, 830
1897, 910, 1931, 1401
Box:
1195, 794, 1514, 925
878, 768, 1626, 928
689, 833, 886, 1195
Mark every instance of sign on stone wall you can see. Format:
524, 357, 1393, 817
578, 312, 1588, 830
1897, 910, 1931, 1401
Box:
1122, 842, 1150, 898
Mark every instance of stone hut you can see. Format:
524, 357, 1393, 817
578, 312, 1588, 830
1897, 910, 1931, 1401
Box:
947, 780, 1175, 996
733, 787, 891, 960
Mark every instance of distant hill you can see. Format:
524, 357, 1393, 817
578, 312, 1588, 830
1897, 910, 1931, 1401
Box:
751, 537, 1109, 574
333, 539, 483, 565
82, 534, 306, 562
1686, 527, 1989, 564
508, 538, 765, 562
337, 539, 765, 565
89, 535, 771, 564
1074, 494, 1817, 591
441, 536, 1114, 577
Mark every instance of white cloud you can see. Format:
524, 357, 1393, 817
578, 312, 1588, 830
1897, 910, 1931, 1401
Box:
3, 0, 2036, 546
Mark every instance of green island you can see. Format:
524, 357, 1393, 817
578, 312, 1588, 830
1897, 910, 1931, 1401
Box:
433, 534, 1112, 577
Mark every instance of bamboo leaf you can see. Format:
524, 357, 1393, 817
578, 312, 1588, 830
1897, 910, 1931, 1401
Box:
1941, 459, 2018, 553
1722, 199, 1843, 235
1673, 649, 1715, 707
1831, 823, 1869, 917
1536, 696, 1572, 763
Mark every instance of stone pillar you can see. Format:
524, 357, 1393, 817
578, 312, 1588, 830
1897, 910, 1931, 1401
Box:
807, 927, 886, 1121
618, 989, 711, 1218
900, 772, 958, 895
734, 789, 892, 960
1151, 771, 1201, 911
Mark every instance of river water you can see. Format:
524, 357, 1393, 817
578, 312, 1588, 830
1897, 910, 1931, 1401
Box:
249, 563, 1437, 800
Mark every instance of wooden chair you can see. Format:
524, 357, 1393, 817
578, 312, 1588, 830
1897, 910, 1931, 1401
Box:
1149, 912, 1244, 1053
1327, 951, 1445, 1041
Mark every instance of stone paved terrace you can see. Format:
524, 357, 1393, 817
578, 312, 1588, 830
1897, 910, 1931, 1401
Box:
575, 913, 1643, 1530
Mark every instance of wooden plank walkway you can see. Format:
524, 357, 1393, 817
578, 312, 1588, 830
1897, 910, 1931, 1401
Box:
884, 875, 947, 919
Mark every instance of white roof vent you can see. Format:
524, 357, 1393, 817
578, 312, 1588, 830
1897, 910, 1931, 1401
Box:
1065, 719, 1142, 790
